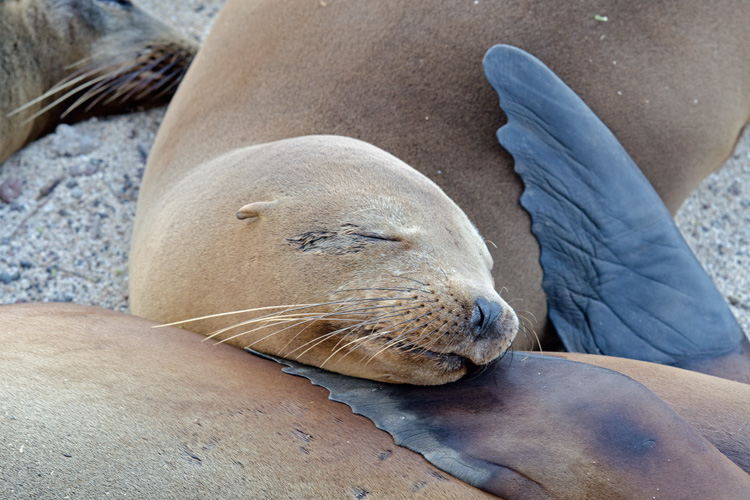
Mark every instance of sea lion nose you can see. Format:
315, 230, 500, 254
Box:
471, 296, 502, 338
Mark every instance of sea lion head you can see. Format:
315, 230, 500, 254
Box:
184, 136, 519, 385
9, 0, 197, 125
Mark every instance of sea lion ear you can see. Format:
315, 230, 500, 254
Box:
236, 201, 278, 220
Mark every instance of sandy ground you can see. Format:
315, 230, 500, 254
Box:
1, 0, 748, 336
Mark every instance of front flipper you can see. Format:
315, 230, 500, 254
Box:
250, 349, 750, 499
482, 44, 749, 381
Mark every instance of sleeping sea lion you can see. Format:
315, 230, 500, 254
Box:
2, 303, 749, 499
131, 135, 520, 385
0, 0, 197, 164
130, 0, 750, 379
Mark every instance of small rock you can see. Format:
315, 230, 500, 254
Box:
0, 179, 23, 203
69, 160, 100, 177
0, 272, 20, 284
137, 144, 150, 163
37, 177, 63, 200
70, 187, 84, 199
51, 124, 101, 157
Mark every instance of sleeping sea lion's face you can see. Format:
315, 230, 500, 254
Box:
225, 137, 519, 385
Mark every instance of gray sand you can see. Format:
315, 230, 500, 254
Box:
1, 0, 748, 336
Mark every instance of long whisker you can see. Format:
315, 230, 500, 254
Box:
212, 302, 414, 345
60, 73, 127, 118
513, 308, 538, 324
291, 305, 424, 361
16, 71, 125, 124
360, 313, 449, 365
102, 56, 174, 106
155, 299, 401, 328
147, 69, 184, 101
70, 63, 160, 115
383, 311, 451, 353
123, 61, 180, 103
329, 286, 434, 295
6, 65, 104, 117
327, 309, 442, 367
209, 297, 420, 339
8, 43, 186, 120
394, 316, 454, 359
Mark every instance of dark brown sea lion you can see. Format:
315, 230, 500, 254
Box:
2, 303, 749, 499
0, 0, 197, 165
130, 0, 750, 377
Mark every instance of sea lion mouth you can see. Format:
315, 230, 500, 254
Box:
389, 339, 472, 374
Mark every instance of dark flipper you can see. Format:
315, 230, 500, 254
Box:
482, 44, 749, 379
249, 349, 750, 499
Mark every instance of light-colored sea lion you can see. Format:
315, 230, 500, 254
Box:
131, 0, 750, 375
2, 303, 750, 499
0, 0, 197, 165
131, 135, 520, 385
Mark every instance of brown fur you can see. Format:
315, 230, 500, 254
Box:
134, 0, 750, 351
549, 352, 750, 473
0, 0, 196, 164
0, 303, 494, 499
131, 136, 519, 384
2, 303, 749, 499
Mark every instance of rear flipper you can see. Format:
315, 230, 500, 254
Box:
482, 44, 750, 382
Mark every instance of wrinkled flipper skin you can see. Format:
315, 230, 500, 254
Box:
252, 350, 750, 500
483, 44, 750, 382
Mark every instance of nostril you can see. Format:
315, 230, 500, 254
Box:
472, 296, 502, 337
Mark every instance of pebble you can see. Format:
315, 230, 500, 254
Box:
0, 272, 20, 284
0, 179, 23, 203
50, 124, 101, 157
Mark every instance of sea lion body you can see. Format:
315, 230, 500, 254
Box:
0, 0, 196, 164
2, 303, 749, 499
550, 352, 750, 473
132, 0, 750, 352
0, 303, 492, 499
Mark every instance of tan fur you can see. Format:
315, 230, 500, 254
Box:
0, 303, 494, 499
131, 136, 519, 384
134, 0, 750, 351
0, 0, 196, 164
3, 303, 749, 499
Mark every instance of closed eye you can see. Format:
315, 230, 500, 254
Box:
287, 224, 401, 255
351, 231, 401, 243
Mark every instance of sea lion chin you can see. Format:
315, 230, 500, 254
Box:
131, 135, 519, 385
